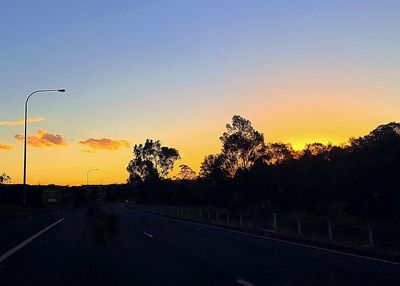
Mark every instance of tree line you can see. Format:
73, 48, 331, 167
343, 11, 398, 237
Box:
127, 115, 400, 219
2, 115, 399, 219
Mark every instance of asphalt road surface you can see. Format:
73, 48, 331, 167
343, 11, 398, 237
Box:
0, 203, 399, 286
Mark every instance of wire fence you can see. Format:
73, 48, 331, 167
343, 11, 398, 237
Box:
130, 204, 400, 256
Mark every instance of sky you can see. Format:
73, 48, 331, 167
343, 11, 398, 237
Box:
0, 1, 399, 185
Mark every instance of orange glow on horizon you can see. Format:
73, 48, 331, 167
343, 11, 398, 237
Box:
1, 76, 399, 186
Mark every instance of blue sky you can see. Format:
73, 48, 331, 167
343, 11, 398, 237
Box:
1, 1, 400, 184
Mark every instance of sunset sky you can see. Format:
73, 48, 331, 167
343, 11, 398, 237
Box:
1, 1, 399, 185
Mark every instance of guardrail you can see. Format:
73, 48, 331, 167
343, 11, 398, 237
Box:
128, 204, 400, 256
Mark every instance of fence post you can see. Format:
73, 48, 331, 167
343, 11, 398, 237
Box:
297, 218, 302, 235
216, 212, 219, 222
239, 210, 243, 226
273, 213, 277, 230
207, 209, 210, 219
227, 212, 230, 224
368, 220, 374, 247
327, 216, 333, 241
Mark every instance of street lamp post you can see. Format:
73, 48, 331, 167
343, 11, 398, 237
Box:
86, 169, 100, 185
23, 89, 65, 208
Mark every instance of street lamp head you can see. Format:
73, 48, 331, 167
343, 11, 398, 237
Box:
58, 89, 66, 93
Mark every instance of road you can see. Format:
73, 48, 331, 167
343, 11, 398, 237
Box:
0, 203, 399, 285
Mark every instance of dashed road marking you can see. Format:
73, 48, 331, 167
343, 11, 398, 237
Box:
237, 279, 254, 286
144, 232, 154, 238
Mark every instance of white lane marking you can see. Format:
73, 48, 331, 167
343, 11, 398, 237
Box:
144, 232, 154, 238
260, 228, 275, 233
127, 208, 400, 266
237, 279, 254, 286
0, 218, 64, 263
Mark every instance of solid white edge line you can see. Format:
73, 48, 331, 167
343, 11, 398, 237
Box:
0, 218, 64, 263
144, 232, 154, 238
237, 279, 254, 286
128, 208, 400, 266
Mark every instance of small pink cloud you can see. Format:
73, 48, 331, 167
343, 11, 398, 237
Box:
0, 143, 13, 150
15, 129, 67, 148
79, 138, 130, 151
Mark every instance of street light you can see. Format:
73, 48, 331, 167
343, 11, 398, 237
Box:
23, 89, 66, 207
86, 169, 100, 185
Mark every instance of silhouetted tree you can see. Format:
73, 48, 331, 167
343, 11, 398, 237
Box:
124, 120, 400, 219
0, 173, 11, 184
219, 115, 265, 176
264, 142, 295, 164
127, 139, 180, 184
199, 154, 229, 181
301, 142, 333, 159
349, 122, 400, 152
177, 164, 197, 180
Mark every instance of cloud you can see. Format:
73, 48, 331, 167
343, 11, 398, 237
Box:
15, 129, 67, 148
0, 118, 44, 126
79, 138, 130, 151
81, 149, 97, 154
0, 143, 13, 150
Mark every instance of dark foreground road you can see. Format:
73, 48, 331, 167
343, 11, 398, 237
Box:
0, 203, 399, 286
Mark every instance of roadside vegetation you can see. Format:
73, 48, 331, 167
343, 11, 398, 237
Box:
127, 115, 400, 221
1, 115, 400, 255
0, 173, 11, 184
122, 115, 400, 256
